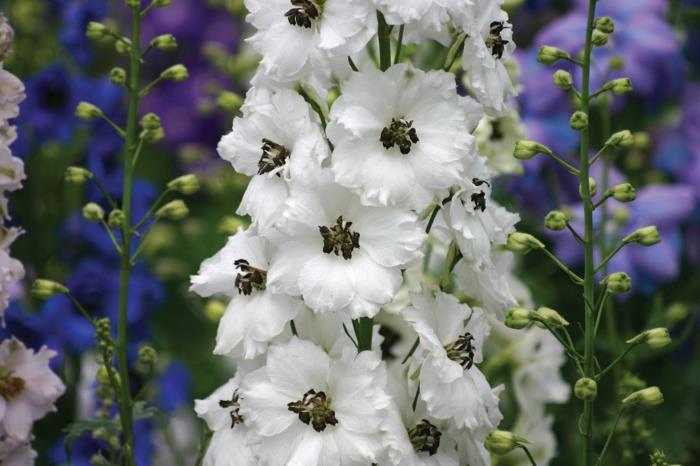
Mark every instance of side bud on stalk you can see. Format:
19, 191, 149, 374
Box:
217, 91, 244, 113
31, 279, 69, 299
150, 34, 177, 52
485, 430, 531, 455
622, 386, 664, 410
108, 209, 126, 228
604, 77, 633, 96
83, 203, 105, 222
138, 345, 157, 366
505, 232, 545, 253
591, 29, 609, 47
623, 226, 661, 246
95, 317, 114, 355
544, 210, 568, 231
513, 140, 553, 160
161, 64, 189, 82
553, 69, 573, 90
603, 272, 632, 294
574, 378, 598, 401
110, 67, 127, 86
65, 166, 93, 184
533, 307, 570, 329
167, 174, 200, 195
570, 111, 589, 130
537, 45, 572, 65
156, 200, 189, 221
75, 102, 103, 121
505, 307, 534, 329
86, 21, 109, 40
606, 130, 634, 149
610, 183, 636, 203
579, 176, 597, 197
627, 328, 672, 350
595, 16, 615, 34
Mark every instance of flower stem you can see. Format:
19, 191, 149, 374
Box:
376, 11, 392, 72
520, 445, 539, 466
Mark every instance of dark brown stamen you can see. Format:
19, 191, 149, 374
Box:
285, 0, 322, 28
445, 333, 476, 370
486, 21, 510, 60
408, 419, 442, 455
219, 389, 244, 428
381, 118, 420, 155
319, 216, 360, 260
0, 371, 26, 401
234, 259, 267, 295
471, 191, 487, 212
288, 389, 338, 432
258, 138, 290, 175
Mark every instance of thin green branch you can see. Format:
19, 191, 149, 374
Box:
130, 218, 159, 265
133, 189, 170, 232
394, 25, 405, 64
595, 243, 626, 273
402, 337, 420, 364
376, 11, 392, 71
593, 289, 610, 336
545, 151, 580, 176
99, 218, 123, 255
595, 408, 625, 466
566, 222, 586, 245
521, 445, 539, 466
91, 177, 118, 210
540, 248, 584, 285
596, 345, 634, 381
98, 113, 126, 138
139, 76, 164, 97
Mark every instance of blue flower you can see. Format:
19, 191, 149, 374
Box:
59, 0, 108, 67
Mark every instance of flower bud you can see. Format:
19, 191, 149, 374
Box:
633, 131, 650, 150
570, 111, 589, 130
140, 113, 161, 130
485, 430, 530, 455
595, 16, 615, 34
623, 226, 661, 246
607, 77, 633, 96
150, 34, 177, 52
505, 307, 534, 329
205, 299, 227, 322
553, 69, 573, 90
606, 130, 634, 149
622, 386, 664, 409
90, 453, 110, 466
109, 67, 127, 86
161, 64, 189, 82
591, 29, 609, 47
611, 183, 636, 203
513, 140, 553, 160
544, 210, 568, 231
537, 45, 571, 65
125, 0, 140, 7
65, 166, 93, 184
534, 307, 570, 328
579, 176, 597, 197
96, 366, 120, 387
114, 38, 132, 55
75, 102, 102, 121
604, 272, 632, 294
31, 279, 69, 299
167, 174, 200, 195
86, 21, 108, 39
82, 202, 105, 222
108, 209, 126, 228
665, 303, 689, 323
156, 200, 189, 221
505, 232, 545, 253
140, 127, 165, 143
138, 345, 157, 365
218, 216, 247, 235
154, 0, 172, 6
609, 56, 625, 70
574, 378, 598, 401
627, 328, 672, 350
217, 91, 244, 113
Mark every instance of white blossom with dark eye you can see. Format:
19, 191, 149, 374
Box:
374, 0, 459, 46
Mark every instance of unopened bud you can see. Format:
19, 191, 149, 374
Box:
205, 299, 226, 321
108, 209, 126, 228
537, 45, 572, 65
574, 378, 598, 400
218, 216, 247, 235
633, 131, 650, 150
622, 386, 663, 409
570, 111, 589, 130
610, 183, 636, 203
609, 56, 625, 70
167, 174, 200, 195
579, 177, 597, 197
125, 0, 140, 7
109, 67, 126, 86
154, 0, 172, 6
86, 22, 108, 39
485, 430, 530, 455
82, 203, 105, 222
505, 307, 534, 329
604, 272, 632, 294
91, 453, 110, 466
666, 303, 689, 323
623, 226, 661, 246
513, 140, 553, 160
114, 39, 132, 55
156, 199, 189, 221
75, 102, 102, 121
627, 328, 672, 350
31, 279, 69, 299
140, 113, 161, 130
606, 77, 633, 96
150, 34, 177, 51
140, 128, 165, 143
606, 130, 634, 149
161, 64, 189, 82
97, 366, 119, 387
591, 29, 609, 47
217, 91, 244, 113
65, 166, 93, 184
534, 306, 570, 328
544, 210, 568, 231
553, 69, 573, 90
595, 16, 615, 34
138, 345, 157, 365
505, 232, 545, 253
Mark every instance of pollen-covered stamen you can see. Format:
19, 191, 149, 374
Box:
471, 191, 487, 212
287, 389, 338, 432
381, 118, 420, 155
258, 138, 290, 175
219, 389, 244, 428
408, 419, 442, 456
285, 0, 322, 29
486, 21, 511, 60
0, 369, 26, 401
319, 216, 360, 260
444, 333, 476, 370
234, 259, 267, 296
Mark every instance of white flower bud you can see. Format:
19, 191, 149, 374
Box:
167, 174, 200, 195
606, 130, 634, 149
604, 272, 632, 294
623, 226, 661, 246
574, 378, 598, 400
513, 140, 553, 160
161, 64, 189, 82
627, 328, 672, 350
537, 46, 572, 65
505, 232, 545, 253
75, 102, 102, 121
485, 430, 530, 455
505, 307, 534, 329
31, 279, 69, 299
544, 210, 568, 231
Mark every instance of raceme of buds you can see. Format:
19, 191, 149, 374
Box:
591, 29, 609, 47
110, 67, 127, 86
156, 200, 189, 221
604, 272, 632, 294
108, 209, 126, 228
553, 69, 574, 90
627, 328, 672, 350
31, 279, 69, 299
570, 111, 589, 130
167, 174, 200, 195
622, 386, 664, 410
65, 166, 93, 184
606, 130, 634, 149
513, 140, 553, 160
83, 202, 105, 222
545, 210, 568, 231
537, 45, 572, 65
595, 16, 615, 34
605, 77, 633, 96
533, 307, 570, 329
505, 307, 534, 329
623, 226, 661, 246
574, 378, 598, 401
150, 34, 178, 52
75, 102, 103, 121
485, 430, 530, 455
505, 232, 545, 253
610, 183, 637, 203
161, 64, 189, 82
579, 176, 597, 197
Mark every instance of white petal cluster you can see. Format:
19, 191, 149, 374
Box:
194, 1, 547, 464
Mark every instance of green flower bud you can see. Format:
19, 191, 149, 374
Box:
218, 216, 247, 235
627, 328, 672, 350
537, 45, 572, 65
82, 202, 105, 222
570, 111, 589, 130
138, 345, 157, 365
533, 306, 570, 329
154, 0, 172, 7
612, 206, 630, 226
606, 130, 634, 149
544, 210, 568, 231
161, 64, 189, 82
607, 77, 633, 95
505, 307, 534, 329
553, 69, 573, 90
217, 91, 244, 113
513, 140, 553, 160
574, 378, 598, 400
140, 112, 161, 130
665, 303, 689, 323
591, 29, 609, 47
167, 174, 200, 195
65, 166, 93, 184
610, 183, 636, 203
579, 176, 597, 197
156, 199, 189, 221
609, 56, 625, 70
604, 272, 632, 294
633, 131, 650, 150
96, 366, 119, 387
623, 226, 661, 246
595, 16, 615, 34
505, 232, 545, 253
31, 279, 69, 299
150, 33, 177, 51
108, 209, 126, 228
109, 67, 127, 86
622, 386, 664, 409
140, 127, 165, 143
485, 430, 530, 455
75, 102, 103, 121
85, 21, 108, 39
205, 299, 227, 322
114, 38, 132, 54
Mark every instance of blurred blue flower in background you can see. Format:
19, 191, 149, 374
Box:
59, 0, 107, 67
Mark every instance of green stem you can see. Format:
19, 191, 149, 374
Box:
521, 445, 539, 466
394, 25, 405, 64
595, 408, 625, 466
376, 11, 392, 72
540, 248, 584, 285
91, 177, 118, 210
99, 218, 124, 255
595, 243, 626, 273
194, 429, 214, 466
130, 218, 159, 264
98, 113, 127, 137
595, 345, 633, 381
133, 188, 170, 231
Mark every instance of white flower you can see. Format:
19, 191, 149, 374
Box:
451, 425, 491, 466
327, 64, 482, 210
190, 229, 303, 359
240, 337, 390, 466
459, 0, 516, 116
0, 121, 17, 146
292, 307, 368, 357
0, 145, 25, 192
0, 248, 23, 321
403, 288, 502, 430
0, 66, 24, 121
455, 250, 518, 318
475, 110, 526, 175
374, 0, 458, 45
0, 14, 14, 58
217, 88, 329, 230
195, 375, 257, 466
0, 338, 65, 441
244, 0, 376, 86
0, 438, 37, 466
267, 173, 426, 317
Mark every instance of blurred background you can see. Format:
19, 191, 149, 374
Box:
1, 0, 699, 464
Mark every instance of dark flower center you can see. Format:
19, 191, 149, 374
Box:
219, 389, 244, 428
234, 259, 267, 296
490, 119, 505, 141
319, 216, 360, 260
486, 21, 510, 59
288, 389, 338, 432
408, 419, 442, 455
381, 118, 420, 155
285, 0, 323, 28
471, 178, 490, 212
258, 138, 290, 175
0, 371, 25, 401
444, 332, 476, 370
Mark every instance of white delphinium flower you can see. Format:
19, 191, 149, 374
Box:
455, 250, 519, 318
292, 306, 376, 357
327, 64, 482, 210
0, 66, 24, 121
0, 14, 14, 59
217, 88, 329, 230
190, 228, 303, 359
452, 426, 491, 466
0, 338, 65, 441
0, 121, 17, 146
195, 374, 257, 466
404, 288, 502, 431
474, 110, 526, 175
244, 0, 377, 88
240, 337, 391, 466
0, 248, 23, 320
267, 173, 426, 317
458, 0, 516, 116
373, 0, 457, 45
0, 438, 37, 466
0, 144, 25, 192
